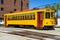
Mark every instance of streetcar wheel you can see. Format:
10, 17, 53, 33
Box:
50, 27, 55, 30
43, 26, 55, 30
43, 27, 48, 30
34, 27, 43, 30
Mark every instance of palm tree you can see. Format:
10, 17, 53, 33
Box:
53, 3, 60, 24
45, 3, 60, 18
45, 4, 51, 8
51, 5, 55, 9
58, 3, 60, 10
54, 3, 59, 18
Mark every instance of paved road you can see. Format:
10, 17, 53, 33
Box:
0, 26, 60, 35
0, 26, 60, 40
0, 26, 60, 39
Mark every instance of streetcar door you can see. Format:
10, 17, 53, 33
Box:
4, 15, 7, 26
37, 12, 43, 27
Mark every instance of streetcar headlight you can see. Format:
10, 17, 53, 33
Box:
51, 21, 53, 24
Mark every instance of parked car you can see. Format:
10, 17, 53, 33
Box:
0, 20, 4, 24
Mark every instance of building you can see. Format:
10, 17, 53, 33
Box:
0, 0, 29, 18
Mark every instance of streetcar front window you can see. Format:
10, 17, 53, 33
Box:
46, 12, 50, 18
51, 12, 55, 18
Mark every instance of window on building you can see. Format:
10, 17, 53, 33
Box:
10, 11, 13, 13
1, 8, 4, 11
14, 9, 16, 11
14, 0, 16, 6
2, 15, 4, 17
27, 3, 29, 8
1, 0, 4, 4
21, 0, 23, 11
24, 0, 25, 1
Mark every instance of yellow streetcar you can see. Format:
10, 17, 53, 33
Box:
4, 8, 56, 30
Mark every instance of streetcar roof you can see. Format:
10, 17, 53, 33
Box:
4, 8, 55, 15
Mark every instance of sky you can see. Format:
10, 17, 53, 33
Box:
29, 0, 60, 9
29, 0, 60, 15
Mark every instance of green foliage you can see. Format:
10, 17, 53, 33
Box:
45, 3, 60, 12
54, 3, 59, 11
45, 4, 51, 8
45, 3, 60, 17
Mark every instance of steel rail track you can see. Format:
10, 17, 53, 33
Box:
6, 30, 60, 40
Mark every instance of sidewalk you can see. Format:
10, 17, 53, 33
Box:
55, 25, 60, 28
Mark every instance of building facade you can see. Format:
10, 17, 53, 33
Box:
0, 0, 29, 18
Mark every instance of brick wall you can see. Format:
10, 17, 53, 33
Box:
0, 0, 29, 18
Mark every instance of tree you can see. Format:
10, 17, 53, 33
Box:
45, 3, 60, 17
54, 3, 59, 18
45, 4, 51, 8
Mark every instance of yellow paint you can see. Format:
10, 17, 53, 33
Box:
43, 19, 55, 27
43, 8, 55, 27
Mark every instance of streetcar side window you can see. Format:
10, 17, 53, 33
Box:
29, 14, 31, 20
26, 14, 29, 20
32, 14, 35, 20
